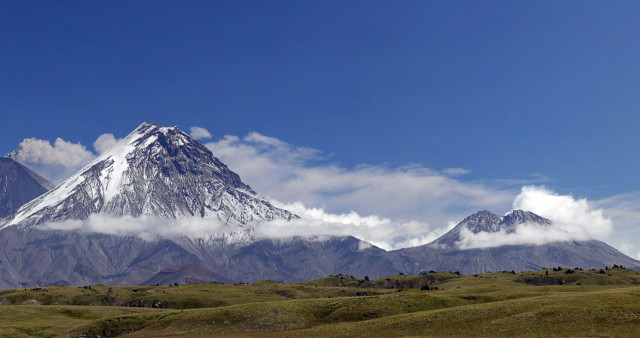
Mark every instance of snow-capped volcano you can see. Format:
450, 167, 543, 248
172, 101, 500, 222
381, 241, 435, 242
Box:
4, 122, 296, 228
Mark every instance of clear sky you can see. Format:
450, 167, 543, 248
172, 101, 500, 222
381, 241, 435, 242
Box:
2, 0, 639, 197
1, 1, 640, 255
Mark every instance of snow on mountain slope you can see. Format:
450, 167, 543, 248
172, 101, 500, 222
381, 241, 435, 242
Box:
4, 122, 297, 229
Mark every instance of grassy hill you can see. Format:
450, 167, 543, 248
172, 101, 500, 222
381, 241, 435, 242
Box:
1, 266, 639, 337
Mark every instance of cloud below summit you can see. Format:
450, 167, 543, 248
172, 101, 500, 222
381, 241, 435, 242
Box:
261, 201, 453, 250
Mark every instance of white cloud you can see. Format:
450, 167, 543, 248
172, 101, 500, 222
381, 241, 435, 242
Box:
190, 126, 212, 139
205, 132, 515, 227
14, 137, 93, 167
93, 133, 120, 154
513, 186, 611, 230
12, 133, 122, 182
38, 214, 228, 241
616, 244, 640, 261
12, 137, 95, 182
259, 201, 452, 250
456, 186, 614, 250
34, 208, 448, 251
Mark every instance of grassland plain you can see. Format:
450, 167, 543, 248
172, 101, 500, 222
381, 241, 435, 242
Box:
0, 267, 639, 337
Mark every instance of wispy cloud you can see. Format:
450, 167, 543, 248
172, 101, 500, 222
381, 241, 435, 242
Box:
262, 201, 453, 250
205, 132, 516, 227
486, 173, 552, 186
442, 167, 471, 176
592, 191, 640, 260
34, 203, 452, 251
38, 214, 228, 241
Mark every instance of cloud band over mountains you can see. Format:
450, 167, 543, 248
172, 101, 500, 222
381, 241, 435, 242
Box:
9, 127, 640, 259
34, 186, 616, 253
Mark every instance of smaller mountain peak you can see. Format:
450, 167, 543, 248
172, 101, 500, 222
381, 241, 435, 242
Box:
502, 210, 551, 226
463, 210, 500, 221
459, 210, 503, 233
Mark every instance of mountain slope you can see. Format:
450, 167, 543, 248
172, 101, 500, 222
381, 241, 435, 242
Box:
0, 123, 396, 287
141, 263, 234, 285
5, 122, 296, 228
397, 210, 640, 274
0, 225, 399, 288
430, 210, 551, 249
0, 156, 53, 219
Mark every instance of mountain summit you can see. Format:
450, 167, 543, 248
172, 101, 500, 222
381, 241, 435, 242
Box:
398, 209, 639, 274
431, 209, 550, 248
4, 122, 296, 228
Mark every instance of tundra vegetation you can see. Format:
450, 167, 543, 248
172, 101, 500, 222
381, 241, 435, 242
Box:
0, 266, 639, 337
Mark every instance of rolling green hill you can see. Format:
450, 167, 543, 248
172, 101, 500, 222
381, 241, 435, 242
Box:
1, 266, 639, 337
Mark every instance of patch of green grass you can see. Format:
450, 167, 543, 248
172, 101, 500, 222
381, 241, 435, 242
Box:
0, 306, 171, 337
272, 287, 640, 337
0, 267, 639, 336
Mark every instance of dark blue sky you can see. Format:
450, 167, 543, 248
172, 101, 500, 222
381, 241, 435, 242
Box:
1, 1, 639, 198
